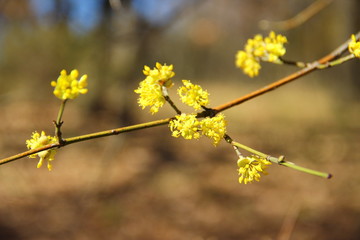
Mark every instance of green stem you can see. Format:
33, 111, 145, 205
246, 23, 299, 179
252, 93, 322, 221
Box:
54, 99, 67, 142
279, 161, 332, 179
317, 54, 355, 69
56, 99, 67, 125
64, 118, 171, 144
231, 141, 267, 158
231, 141, 332, 179
0, 118, 172, 166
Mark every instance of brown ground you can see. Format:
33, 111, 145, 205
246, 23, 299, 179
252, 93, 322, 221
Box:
0, 80, 359, 240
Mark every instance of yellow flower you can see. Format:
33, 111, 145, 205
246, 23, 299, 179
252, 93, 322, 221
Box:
245, 34, 266, 57
348, 34, 360, 58
263, 31, 287, 63
26, 131, 58, 171
169, 114, 201, 140
237, 155, 271, 184
235, 50, 261, 78
134, 76, 165, 114
178, 80, 209, 110
143, 62, 175, 87
200, 113, 227, 145
135, 63, 175, 114
169, 113, 227, 146
235, 31, 287, 77
51, 69, 88, 100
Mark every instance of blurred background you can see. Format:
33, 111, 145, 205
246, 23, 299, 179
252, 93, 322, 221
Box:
0, 0, 359, 239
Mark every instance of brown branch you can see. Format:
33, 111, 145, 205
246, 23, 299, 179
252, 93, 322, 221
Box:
0, 31, 358, 167
213, 31, 359, 113
259, 0, 333, 31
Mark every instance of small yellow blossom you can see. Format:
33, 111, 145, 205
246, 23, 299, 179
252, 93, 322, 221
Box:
26, 131, 58, 171
237, 155, 271, 184
135, 63, 175, 114
263, 31, 287, 62
235, 51, 261, 78
245, 34, 266, 57
178, 80, 209, 110
200, 113, 227, 145
51, 69, 88, 100
348, 34, 360, 58
235, 31, 287, 77
169, 114, 201, 140
134, 76, 166, 114
169, 113, 227, 145
143, 62, 175, 87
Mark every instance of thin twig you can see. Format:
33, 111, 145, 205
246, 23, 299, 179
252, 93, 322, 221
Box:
0, 118, 171, 166
231, 141, 332, 178
162, 86, 182, 114
54, 99, 67, 143
212, 31, 359, 114
279, 57, 307, 68
317, 54, 355, 69
0, 32, 358, 166
259, 0, 333, 31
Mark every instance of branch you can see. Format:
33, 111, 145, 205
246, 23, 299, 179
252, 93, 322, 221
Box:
231, 140, 332, 179
213, 31, 359, 113
259, 0, 333, 31
0, 31, 358, 166
0, 118, 171, 166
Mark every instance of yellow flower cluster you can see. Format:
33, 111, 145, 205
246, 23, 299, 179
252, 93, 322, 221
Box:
235, 31, 287, 77
142, 62, 175, 87
135, 62, 175, 114
178, 80, 209, 110
237, 155, 271, 184
235, 51, 261, 78
135, 63, 226, 145
348, 34, 360, 58
169, 114, 201, 140
200, 114, 227, 145
26, 131, 58, 171
169, 113, 227, 145
51, 69, 88, 100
